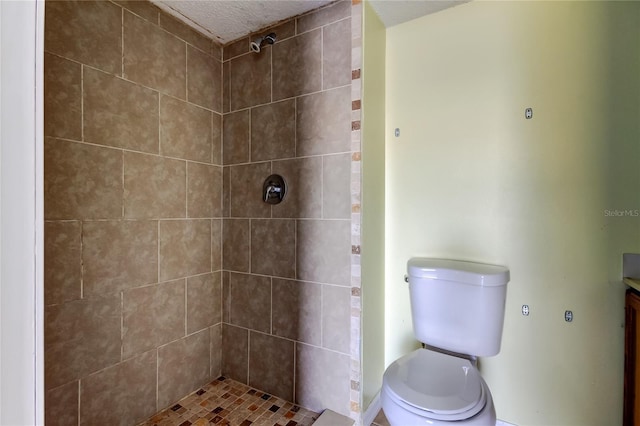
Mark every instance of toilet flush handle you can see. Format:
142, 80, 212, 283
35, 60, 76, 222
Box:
404, 275, 409, 283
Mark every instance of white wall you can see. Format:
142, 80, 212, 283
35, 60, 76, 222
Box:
0, 0, 44, 424
361, 0, 386, 412
385, 1, 640, 424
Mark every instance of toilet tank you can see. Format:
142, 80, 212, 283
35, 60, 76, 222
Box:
407, 258, 510, 357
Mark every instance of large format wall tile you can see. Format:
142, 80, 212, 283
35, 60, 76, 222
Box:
80, 350, 157, 426
321, 285, 351, 354
44, 221, 82, 306
248, 332, 294, 401
295, 343, 350, 416
44, 0, 122, 75
44, 138, 122, 220
187, 163, 222, 218
213, 113, 223, 165
271, 278, 321, 346
250, 219, 296, 278
82, 220, 158, 296
271, 157, 322, 219
222, 110, 249, 165
229, 48, 271, 110
250, 99, 296, 161
45, 381, 78, 426
160, 220, 212, 281
158, 330, 212, 409
222, 324, 248, 383
187, 45, 222, 112
272, 30, 322, 101
322, 153, 351, 219
322, 18, 352, 90
123, 280, 185, 359
222, 219, 249, 272
228, 273, 271, 333
296, 86, 351, 156
212, 219, 223, 271
187, 273, 222, 334
296, 1, 351, 33
228, 162, 272, 218
296, 220, 350, 285
123, 11, 186, 98
159, 14, 211, 53
44, 53, 81, 140
115, 0, 159, 23
124, 152, 186, 219
161, 96, 213, 163
210, 324, 222, 377
45, 295, 121, 389
83, 67, 159, 154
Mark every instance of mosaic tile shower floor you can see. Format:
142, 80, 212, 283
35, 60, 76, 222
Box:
139, 377, 319, 426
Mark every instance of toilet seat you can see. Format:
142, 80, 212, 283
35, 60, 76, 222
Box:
382, 348, 486, 421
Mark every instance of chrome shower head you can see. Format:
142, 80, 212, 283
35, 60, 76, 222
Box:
250, 32, 277, 53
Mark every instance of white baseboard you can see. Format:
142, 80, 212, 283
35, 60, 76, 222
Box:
362, 392, 382, 426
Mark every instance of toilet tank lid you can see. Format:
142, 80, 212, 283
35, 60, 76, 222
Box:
407, 258, 510, 287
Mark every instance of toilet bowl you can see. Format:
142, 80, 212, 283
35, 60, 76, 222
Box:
381, 348, 495, 425
381, 258, 509, 426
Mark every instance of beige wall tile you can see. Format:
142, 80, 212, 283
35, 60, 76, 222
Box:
223, 38, 249, 61
262, 20, 296, 43
44, 221, 82, 306
222, 219, 249, 272
321, 285, 351, 353
222, 110, 249, 165
296, 220, 350, 285
222, 166, 231, 217
223, 61, 231, 113
229, 48, 271, 110
211, 42, 222, 61
222, 324, 248, 383
272, 30, 322, 101
251, 219, 296, 278
83, 67, 159, 153
296, 86, 351, 156
158, 330, 212, 409
213, 113, 223, 165
295, 343, 350, 415
271, 157, 322, 219
222, 272, 230, 323
228, 273, 271, 333
80, 350, 157, 426
82, 220, 158, 296
187, 272, 222, 334
187, 46, 222, 112
161, 96, 213, 163
322, 18, 352, 90
44, 0, 122, 75
248, 332, 294, 401
322, 153, 351, 219
45, 381, 78, 426
228, 162, 272, 218
124, 152, 186, 219
297, 1, 351, 33
212, 219, 223, 271
159, 14, 211, 52
187, 163, 222, 218
45, 295, 121, 389
210, 324, 222, 378
44, 53, 81, 140
114, 1, 159, 23
123, 11, 186, 98
123, 279, 185, 359
272, 278, 321, 346
160, 220, 212, 281
250, 99, 296, 162
44, 138, 122, 220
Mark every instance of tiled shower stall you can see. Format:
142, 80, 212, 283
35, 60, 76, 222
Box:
43, 0, 364, 425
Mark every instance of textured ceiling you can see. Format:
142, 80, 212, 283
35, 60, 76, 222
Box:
149, 0, 468, 45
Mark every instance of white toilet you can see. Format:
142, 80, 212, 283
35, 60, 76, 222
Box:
381, 258, 510, 425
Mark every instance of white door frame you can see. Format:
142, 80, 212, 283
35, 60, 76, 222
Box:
0, 0, 45, 424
